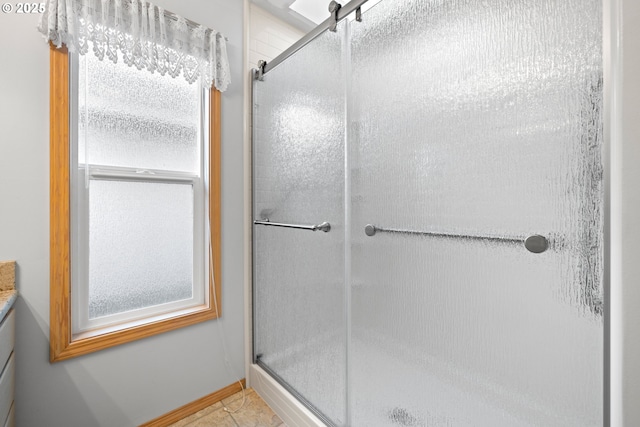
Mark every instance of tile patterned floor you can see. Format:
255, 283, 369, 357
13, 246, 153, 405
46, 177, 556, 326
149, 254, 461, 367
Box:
168, 388, 287, 427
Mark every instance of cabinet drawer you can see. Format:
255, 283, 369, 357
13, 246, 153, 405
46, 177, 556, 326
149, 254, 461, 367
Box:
0, 309, 14, 372
0, 353, 14, 427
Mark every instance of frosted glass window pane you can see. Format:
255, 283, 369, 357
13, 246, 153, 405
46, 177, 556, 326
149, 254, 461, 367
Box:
78, 42, 200, 173
88, 180, 194, 319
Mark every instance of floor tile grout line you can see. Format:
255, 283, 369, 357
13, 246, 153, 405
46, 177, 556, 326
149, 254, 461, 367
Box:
228, 410, 241, 427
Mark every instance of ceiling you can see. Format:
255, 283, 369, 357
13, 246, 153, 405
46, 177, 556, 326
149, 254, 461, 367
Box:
250, 0, 331, 33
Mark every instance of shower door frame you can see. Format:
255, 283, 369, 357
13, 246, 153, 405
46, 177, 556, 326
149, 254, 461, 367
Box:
245, 0, 627, 424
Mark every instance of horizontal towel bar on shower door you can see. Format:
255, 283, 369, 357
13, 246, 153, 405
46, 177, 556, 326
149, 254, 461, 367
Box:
363, 224, 548, 254
254, 219, 331, 233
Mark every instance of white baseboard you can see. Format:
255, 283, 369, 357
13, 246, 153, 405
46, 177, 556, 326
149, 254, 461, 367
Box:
250, 364, 327, 427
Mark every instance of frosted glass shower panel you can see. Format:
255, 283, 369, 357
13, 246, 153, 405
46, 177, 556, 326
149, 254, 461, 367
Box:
78, 43, 201, 173
348, 0, 603, 426
252, 24, 346, 425
88, 180, 194, 319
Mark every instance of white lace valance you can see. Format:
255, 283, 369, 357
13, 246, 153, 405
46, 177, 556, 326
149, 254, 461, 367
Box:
37, 0, 230, 91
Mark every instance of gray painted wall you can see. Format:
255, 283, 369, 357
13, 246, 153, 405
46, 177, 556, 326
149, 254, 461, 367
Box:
0, 1, 245, 426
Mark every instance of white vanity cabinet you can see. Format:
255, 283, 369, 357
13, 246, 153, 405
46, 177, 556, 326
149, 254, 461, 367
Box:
0, 308, 15, 427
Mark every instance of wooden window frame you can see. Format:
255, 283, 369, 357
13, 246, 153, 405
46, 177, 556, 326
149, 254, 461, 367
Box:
49, 44, 222, 362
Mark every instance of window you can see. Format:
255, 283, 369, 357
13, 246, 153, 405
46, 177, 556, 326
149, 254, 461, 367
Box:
50, 44, 222, 361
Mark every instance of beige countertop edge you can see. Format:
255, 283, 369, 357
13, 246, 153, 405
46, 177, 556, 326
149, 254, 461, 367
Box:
0, 290, 17, 323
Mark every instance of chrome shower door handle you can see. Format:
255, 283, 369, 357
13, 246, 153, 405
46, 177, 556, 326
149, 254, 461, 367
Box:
254, 219, 331, 233
364, 224, 548, 254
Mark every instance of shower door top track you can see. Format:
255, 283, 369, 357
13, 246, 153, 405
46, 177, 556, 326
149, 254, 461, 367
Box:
256, 0, 371, 77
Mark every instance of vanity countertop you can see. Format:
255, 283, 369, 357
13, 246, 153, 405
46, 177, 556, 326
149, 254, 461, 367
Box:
0, 260, 16, 321
0, 289, 17, 322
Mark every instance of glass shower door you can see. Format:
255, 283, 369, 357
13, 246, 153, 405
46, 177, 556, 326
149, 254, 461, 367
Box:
252, 24, 347, 425
348, 0, 603, 426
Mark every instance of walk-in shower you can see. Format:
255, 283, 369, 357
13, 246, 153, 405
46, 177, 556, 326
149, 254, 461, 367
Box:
252, 0, 604, 425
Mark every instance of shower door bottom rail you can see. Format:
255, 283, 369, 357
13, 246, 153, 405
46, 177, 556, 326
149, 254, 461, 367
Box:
254, 357, 338, 427
364, 224, 549, 254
